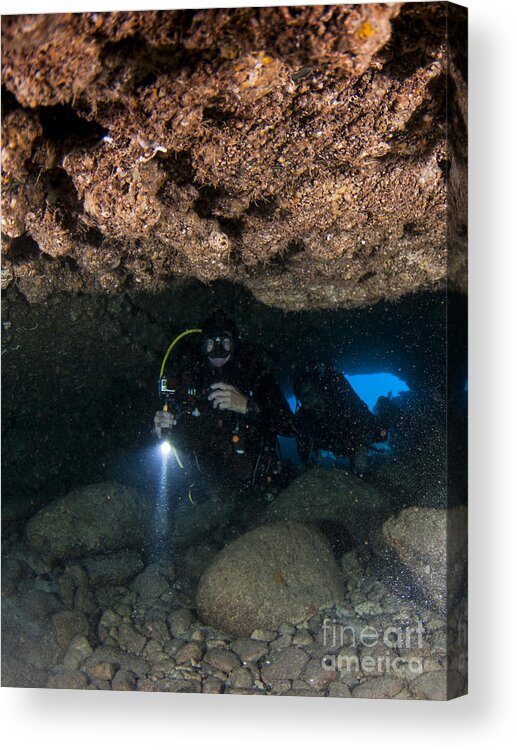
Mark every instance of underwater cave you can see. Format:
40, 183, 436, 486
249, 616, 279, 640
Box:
1, 4, 467, 698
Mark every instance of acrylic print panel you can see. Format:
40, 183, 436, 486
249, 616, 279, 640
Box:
1, 3, 467, 699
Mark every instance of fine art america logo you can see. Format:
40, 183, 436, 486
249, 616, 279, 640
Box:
320, 618, 426, 676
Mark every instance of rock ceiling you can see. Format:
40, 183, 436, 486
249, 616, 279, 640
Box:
1, 4, 467, 309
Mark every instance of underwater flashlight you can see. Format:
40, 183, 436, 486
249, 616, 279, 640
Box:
160, 439, 172, 456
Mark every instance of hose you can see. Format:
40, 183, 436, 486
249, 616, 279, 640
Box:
159, 328, 202, 379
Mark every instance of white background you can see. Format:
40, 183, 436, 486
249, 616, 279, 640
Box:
1, 1, 516, 748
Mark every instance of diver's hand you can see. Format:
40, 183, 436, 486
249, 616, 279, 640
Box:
208, 383, 249, 414
153, 410, 177, 438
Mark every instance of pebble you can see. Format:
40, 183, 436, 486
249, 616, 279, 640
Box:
203, 647, 241, 674
99, 609, 120, 629
131, 565, 170, 602
117, 622, 147, 656
149, 659, 179, 678
202, 676, 225, 694
339, 671, 363, 688
140, 611, 171, 645
84, 661, 116, 682
56, 573, 76, 608
111, 669, 137, 691
141, 619, 170, 645
302, 657, 338, 691
232, 638, 269, 664
175, 641, 204, 665
229, 666, 254, 690
167, 607, 196, 637
349, 592, 366, 605
381, 593, 406, 614
261, 647, 309, 684
74, 585, 97, 616
142, 640, 167, 663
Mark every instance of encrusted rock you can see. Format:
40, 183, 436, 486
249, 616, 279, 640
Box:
0, 6, 466, 309
24, 482, 152, 562
380, 505, 468, 612
196, 522, 343, 637
262, 468, 392, 546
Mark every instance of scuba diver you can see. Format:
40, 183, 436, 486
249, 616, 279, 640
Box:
154, 310, 295, 512
293, 362, 388, 476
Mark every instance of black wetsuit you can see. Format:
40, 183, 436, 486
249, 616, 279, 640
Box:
295, 367, 384, 463
165, 341, 294, 487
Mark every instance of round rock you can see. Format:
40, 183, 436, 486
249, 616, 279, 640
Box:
24, 482, 151, 562
196, 521, 343, 637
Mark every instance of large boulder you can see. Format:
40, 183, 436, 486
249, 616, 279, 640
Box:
24, 482, 152, 562
378, 506, 468, 612
196, 521, 343, 637
262, 468, 393, 546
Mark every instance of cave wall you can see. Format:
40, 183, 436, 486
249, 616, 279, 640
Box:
1, 4, 467, 310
